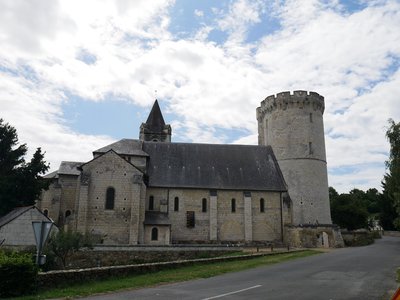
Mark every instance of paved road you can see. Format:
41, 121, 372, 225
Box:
83, 236, 400, 300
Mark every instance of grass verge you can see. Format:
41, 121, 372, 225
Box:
16, 250, 321, 300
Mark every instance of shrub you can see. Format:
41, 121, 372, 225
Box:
343, 231, 380, 247
45, 230, 93, 269
0, 250, 38, 297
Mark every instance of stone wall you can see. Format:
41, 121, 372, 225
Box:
38, 249, 298, 289
285, 224, 344, 248
39, 179, 62, 223
78, 151, 145, 245
58, 246, 240, 269
144, 225, 170, 245
146, 188, 284, 243
383, 231, 400, 237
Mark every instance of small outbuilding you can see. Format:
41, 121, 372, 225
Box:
0, 206, 57, 247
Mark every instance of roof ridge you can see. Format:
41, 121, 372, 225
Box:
144, 141, 269, 148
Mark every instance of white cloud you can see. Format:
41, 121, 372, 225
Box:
194, 9, 204, 17
0, 0, 399, 194
217, 0, 266, 43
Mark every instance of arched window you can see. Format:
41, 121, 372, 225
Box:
149, 196, 154, 210
174, 197, 179, 211
65, 210, 71, 218
151, 227, 158, 241
43, 209, 48, 217
202, 198, 207, 212
260, 198, 265, 213
231, 198, 236, 213
105, 187, 115, 210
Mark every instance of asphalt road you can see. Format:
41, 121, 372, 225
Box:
82, 236, 400, 300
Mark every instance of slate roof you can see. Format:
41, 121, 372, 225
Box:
93, 139, 148, 156
43, 170, 58, 179
144, 100, 166, 132
0, 206, 51, 228
142, 142, 286, 191
144, 211, 171, 225
58, 161, 83, 175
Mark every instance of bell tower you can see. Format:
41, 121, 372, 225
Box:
140, 100, 171, 142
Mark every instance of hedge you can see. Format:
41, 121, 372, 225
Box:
0, 251, 38, 297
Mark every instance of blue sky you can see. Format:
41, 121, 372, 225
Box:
1, 0, 400, 193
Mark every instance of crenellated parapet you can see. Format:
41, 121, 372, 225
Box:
257, 90, 325, 121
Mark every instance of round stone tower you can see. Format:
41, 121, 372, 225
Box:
257, 90, 332, 225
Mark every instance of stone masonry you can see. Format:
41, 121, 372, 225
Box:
257, 91, 332, 225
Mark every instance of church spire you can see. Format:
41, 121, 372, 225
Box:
145, 100, 166, 131
139, 100, 172, 142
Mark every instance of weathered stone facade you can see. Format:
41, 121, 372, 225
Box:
257, 91, 332, 225
38, 92, 336, 247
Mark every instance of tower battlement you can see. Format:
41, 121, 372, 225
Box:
257, 90, 325, 121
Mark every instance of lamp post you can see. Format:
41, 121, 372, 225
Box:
32, 221, 53, 265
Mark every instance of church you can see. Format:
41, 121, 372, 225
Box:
39, 91, 340, 246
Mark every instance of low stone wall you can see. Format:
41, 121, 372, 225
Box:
383, 231, 400, 237
341, 230, 381, 246
285, 225, 344, 248
62, 245, 243, 269
38, 250, 297, 289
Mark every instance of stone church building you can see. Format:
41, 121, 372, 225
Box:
39, 91, 340, 246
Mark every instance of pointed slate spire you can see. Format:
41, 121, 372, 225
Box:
145, 100, 166, 132
139, 100, 172, 142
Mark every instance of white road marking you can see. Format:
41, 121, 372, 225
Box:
202, 285, 262, 300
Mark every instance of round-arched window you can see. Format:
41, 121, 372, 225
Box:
105, 187, 115, 210
151, 227, 158, 241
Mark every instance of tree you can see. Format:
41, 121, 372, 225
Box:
381, 119, 400, 229
329, 186, 339, 202
0, 119, 49, 216
46, 230, 93, 269
330, 192, 369, 230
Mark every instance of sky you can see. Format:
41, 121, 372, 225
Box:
1, 0, 399, 193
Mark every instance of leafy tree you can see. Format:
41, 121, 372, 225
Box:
381, 119, 400, 229
46, 230, 93, 269
364, 188, 381, 214
330, 188, 369, 230
329, 186, 339, 202
0, 119, 49, 216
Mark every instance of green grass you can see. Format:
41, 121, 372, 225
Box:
16, 250, 321, 300
397, 268, 400, 282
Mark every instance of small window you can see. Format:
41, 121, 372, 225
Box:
151, 227, 158, 241
43, 209, 48, 217
105, 187, 115, 210
202, 198, 207, 212
186, 211, 195, 228
260, 198, 265, 213
231, 198, 236, 213
65, 210, 71, 218
174, 197, 179, 212
309, 113, 313, 123
309, 142, 313, 155
149, 196, 154, 210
